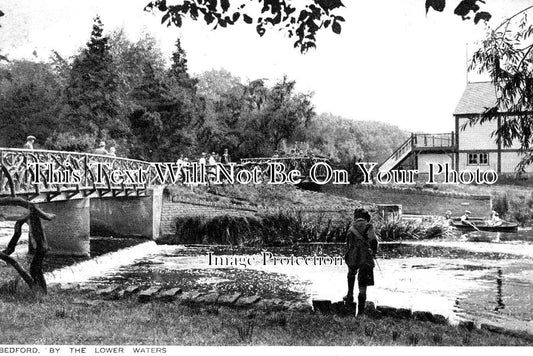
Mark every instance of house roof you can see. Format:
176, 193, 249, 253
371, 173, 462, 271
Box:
453, 81, 497, 116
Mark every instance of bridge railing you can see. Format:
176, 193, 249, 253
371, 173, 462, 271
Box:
0, 148, 154, 197
1, 148, 331, 197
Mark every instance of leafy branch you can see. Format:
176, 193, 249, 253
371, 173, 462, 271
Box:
144, 0, 345, 53
469, 6, 533, 173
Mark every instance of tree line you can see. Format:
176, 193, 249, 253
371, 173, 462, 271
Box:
0, 17, 408, 167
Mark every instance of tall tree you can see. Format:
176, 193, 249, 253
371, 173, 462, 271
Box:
52, 16, 129, 152
196, 69, 244, 154
168, 38, 198, 89
150, 38, 201, 160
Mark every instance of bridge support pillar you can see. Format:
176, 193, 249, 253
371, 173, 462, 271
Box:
31, 198, 91, 257
90, 187, 163, 239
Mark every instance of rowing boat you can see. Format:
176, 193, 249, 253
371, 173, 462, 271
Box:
451, 220, 518, 232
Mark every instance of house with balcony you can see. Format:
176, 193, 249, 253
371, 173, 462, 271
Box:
380, 81, 533, 176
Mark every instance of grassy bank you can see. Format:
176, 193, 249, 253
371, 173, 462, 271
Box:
0, 289, 531, 345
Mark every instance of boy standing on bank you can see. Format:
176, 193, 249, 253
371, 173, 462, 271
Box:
344, 208, 378, 316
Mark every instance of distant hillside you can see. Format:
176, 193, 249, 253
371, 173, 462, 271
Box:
305, 113, 410, 164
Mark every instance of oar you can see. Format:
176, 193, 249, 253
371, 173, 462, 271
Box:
464, 220, 481, 232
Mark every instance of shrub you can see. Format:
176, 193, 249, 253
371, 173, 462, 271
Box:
159, 211, 350, 246
375, 217, 454, 241
158, 211, 452, 246
493, 193, 509, 217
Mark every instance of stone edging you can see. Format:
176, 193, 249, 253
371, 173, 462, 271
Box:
167, 198, 363, 215
343, 184, 491, 200
54, 283, 532, 339
169, 198, 260, 213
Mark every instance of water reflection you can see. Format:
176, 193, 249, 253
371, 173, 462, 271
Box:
495, 268, 505, 312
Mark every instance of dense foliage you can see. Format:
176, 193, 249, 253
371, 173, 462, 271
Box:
0, 17, 406, 165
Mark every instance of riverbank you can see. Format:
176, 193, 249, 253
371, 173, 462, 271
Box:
0, 288, 531, 346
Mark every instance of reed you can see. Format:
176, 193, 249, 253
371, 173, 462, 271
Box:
375, 217, 455, 241
159, 211, 350, 246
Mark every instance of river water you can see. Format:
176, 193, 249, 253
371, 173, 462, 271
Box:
1, 221, 533, 334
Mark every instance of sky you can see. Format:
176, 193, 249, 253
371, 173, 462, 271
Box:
1, 0, 531, 133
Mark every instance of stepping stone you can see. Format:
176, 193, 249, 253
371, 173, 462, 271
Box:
281, 301, 294, 310
331, 301, 343, 314
256, 299, 276, 311
196, 292, 220, 304
235, 295, 261, 307
458, 320, 476, 331
124, 285, 140, 294
79, 285, 99, 292
376, 305, 397, 317
412, 311, 435, 322
433, 314, 448, 325
257, 298, 285, 310
365, 301, 376, 312
178, 292, 204, 303
270, 298, 285, 306
396, 308, 412, 319
138, 286, 161, 303
332, 301, 356, 317
158, 287, 183, 302
312, 299, 332, 314
96, 285, 120, 296
289, 302, 314, 313
480, 323, 506, 334
217, 293, 241, 305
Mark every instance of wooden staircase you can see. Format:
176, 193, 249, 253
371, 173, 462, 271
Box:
379, 137, 414, 171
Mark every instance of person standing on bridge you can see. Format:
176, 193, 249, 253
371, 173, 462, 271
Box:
94, 141, 109, 155
344, 207, 378, 316
222, 148, 231, 164
23, 135, 35, 150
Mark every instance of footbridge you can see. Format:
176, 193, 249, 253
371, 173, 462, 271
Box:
0, 148, 165, 257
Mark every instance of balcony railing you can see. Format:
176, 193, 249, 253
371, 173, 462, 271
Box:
412, 133, 454, 148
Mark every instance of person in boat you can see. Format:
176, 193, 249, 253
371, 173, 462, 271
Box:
344, 208, 378, 316
444, 210, 453, 223
460, 210, 481, 230
460, 210, 471, 222
489, 211, 503, 227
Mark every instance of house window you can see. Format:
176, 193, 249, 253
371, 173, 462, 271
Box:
467, 152, 489, 165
